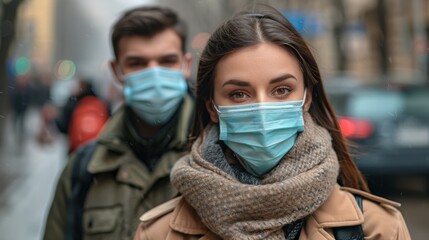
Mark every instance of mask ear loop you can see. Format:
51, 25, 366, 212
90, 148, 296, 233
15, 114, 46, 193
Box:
115, 65, 126, 82
211, 100, 220, 113
181, 60, 188, 73
109, 64, 126, 92
300, 89, 307, 108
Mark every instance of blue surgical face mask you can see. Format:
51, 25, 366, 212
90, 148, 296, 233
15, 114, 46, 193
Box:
123, 67, 188, 126
214, 91, 306, 176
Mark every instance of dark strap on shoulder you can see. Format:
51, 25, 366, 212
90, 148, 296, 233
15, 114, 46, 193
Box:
333, 194, 364, 240
354, 194, 363, 211
66, 141, 98, 240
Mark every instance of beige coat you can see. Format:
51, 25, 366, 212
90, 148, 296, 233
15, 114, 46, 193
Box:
134, 184, 410, 240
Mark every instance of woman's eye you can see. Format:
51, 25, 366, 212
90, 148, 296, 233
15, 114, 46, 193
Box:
230, 91, 249, 101
272, 87, 290, 97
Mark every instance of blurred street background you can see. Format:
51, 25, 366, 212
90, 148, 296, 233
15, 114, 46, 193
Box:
0, 0, 428, 239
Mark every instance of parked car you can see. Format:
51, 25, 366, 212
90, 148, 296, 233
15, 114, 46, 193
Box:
324, 77, 429, 193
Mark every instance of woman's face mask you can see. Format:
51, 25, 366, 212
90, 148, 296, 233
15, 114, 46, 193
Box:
214, 92, 306, 176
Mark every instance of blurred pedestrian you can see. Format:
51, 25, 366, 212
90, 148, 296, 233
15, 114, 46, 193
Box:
9, 72, 32, 146
37, 76, 110, 153
134, 4, 411, 240
43, 5, 194, 240
35, 70, 59, 145
55, 76, 109, 153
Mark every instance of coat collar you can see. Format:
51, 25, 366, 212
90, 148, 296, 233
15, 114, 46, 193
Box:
311, 184, 364, 228
301, 184, 365, 239
169, 197, 209, 235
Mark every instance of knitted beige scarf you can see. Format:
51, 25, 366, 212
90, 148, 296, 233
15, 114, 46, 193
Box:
171, 113, 339, 239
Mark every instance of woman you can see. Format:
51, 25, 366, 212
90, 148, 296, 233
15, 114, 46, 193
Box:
134, 4, 410, 240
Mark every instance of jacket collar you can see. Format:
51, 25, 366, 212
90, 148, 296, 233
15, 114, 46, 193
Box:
87, 107, 129, 173
85, 105, 189, 192
87, 94, 193, 174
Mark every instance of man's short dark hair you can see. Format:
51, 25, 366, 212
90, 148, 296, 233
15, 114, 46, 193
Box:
111, 6, 188, 59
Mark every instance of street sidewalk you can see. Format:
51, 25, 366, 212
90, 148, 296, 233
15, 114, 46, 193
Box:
0, 107, 68, 240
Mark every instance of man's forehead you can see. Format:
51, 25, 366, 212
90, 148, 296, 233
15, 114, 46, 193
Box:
117, 30, 183, 59
122, 52, 180, 61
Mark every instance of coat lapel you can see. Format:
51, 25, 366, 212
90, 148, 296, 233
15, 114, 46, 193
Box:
302, 184, 364, 239
169, 198, 209, 235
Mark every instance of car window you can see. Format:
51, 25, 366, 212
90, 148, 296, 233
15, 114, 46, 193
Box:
404, 88, 429, 119
327, 93, 348, 116
347, 90, 404, 120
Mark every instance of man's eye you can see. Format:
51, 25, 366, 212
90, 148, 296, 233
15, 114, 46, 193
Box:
128, 62, 143, 67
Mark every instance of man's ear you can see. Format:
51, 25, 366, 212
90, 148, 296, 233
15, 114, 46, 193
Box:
304, 88, 312, 112
205, 100, 219, 123
183, 52, 192, 79
110, 60, 124, 85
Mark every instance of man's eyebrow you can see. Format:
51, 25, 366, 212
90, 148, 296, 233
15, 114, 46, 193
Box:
222, 74, 297, 87
123, 53, 180, 61
123, 55, 147, 61
159, 53, 180, 59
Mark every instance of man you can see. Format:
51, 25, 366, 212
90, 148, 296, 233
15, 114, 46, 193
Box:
43, 6, 194, 240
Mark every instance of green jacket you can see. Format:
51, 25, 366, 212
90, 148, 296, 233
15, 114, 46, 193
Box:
43, 95, 194, 240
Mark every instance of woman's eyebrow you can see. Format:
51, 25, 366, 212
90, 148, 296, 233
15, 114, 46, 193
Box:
222, 74, 297, 87
222, 79, 251, 87
270, 74, 297, 84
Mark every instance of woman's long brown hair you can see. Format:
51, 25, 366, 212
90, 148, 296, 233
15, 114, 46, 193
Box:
191, 3, 369, 191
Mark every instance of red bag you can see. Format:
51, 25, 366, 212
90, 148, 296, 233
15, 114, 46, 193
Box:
68, 96, 109, 152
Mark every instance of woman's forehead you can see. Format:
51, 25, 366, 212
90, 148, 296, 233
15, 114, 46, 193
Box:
214, 43, 303, 86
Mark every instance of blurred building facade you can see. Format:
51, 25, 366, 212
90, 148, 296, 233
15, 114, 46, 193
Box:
11, 0, 429, 87
14, 0, 55, 74
217, 0, 429, 83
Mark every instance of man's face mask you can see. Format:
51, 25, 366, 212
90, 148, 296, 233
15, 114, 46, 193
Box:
122, 67, 188, 126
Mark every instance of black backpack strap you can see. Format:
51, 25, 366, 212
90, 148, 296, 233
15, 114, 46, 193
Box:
66, 140, 98, 240
333, 194, 364, 240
